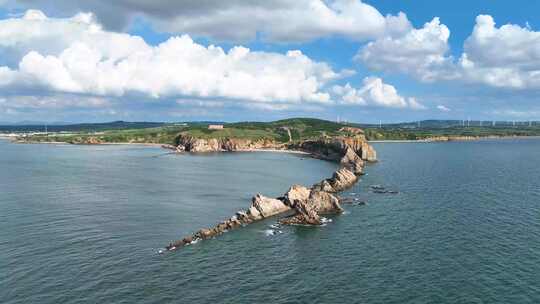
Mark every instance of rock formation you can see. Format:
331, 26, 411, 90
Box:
68, 136, 104, 145
250, 194, 291, 218
164, 131, 376, 252
175, 133, 280, 152
279, 186, 343, 225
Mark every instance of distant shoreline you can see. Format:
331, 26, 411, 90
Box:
5, 139, 312, 155
369, 135, 540, 143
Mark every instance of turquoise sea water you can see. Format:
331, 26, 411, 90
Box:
1, 139, 539, 303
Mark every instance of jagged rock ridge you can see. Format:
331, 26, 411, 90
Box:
165, 133, 376, 251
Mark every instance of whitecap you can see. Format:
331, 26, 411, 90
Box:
264, 229, 276, 236
321, 217, 333, 224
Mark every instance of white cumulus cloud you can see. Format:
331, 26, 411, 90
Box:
358, 14, 540, 91
6, 0, 411, 43
0, 10, 355, 109
458, 15, 540, 89
357, 17, 456, 82
332, 77, 425, 109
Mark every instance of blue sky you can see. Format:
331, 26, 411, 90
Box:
1, 1, 540, 123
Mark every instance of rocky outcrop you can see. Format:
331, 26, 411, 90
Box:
280, 197, 322, 225
329, 168, 358, 192
284, 185, 311, 206
251, 194, 291, 218
164, 131, 376, 252
360, 141, 377, 162
280, 186, 342, 225
175, 133, 280, 152
340, 146, 364, 175
297, 135, 377, 163
308, 190, 343, 214
68, 136, 104, 145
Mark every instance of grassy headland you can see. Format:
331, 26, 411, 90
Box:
9, 118, 540, 145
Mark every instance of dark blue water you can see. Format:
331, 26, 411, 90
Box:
1, 139, 539, 303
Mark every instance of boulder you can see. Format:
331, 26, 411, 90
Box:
329, 168, 358, 192
182, 236, 193, 244
284, 185, 311, 207
246, 205, 262, 221
196, 228, 216, 239
312, 179, 335, 192
360, 142, 377, 162
280, 187, 342, 226
340, 146, 364, 175
251, 194, 290, 218
236, 210, 252, 224
309, 190, 343, 214
280, 198, 322, 226
215, 223, 228, 233
176, 145, 186, 152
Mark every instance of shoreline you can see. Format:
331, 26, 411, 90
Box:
6, 139, 312, 154
163, 136, 377, 251
369, 135, 540, 143
10, 134, 540, 146
188, 148, 311, 155
10, 140, 165, 147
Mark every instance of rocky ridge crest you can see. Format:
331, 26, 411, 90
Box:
164, 133, 376, 251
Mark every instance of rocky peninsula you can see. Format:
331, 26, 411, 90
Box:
163, 128, 377, 251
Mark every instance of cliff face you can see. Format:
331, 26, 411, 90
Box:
297, 135, 376, 163
174, 133, 377, 162
164, 131, 377, 251
176, 134, 279, 152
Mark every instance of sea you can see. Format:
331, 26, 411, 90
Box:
1, 139, 539, 303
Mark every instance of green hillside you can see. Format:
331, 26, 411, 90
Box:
14, 117, 540, 145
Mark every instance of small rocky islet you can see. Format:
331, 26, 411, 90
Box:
163, 127, 377, 251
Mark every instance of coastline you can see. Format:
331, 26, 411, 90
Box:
10, 140, 165, 147
4, 139, 318, 158
193, 148, 311, 155
164, 135, 377, 251
369, 135, 540, 143
11, 134, 540, 146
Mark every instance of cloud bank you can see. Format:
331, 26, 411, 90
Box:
358, 14, 540, 90
8, 0, 410, 42
0, 10, 416, 117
